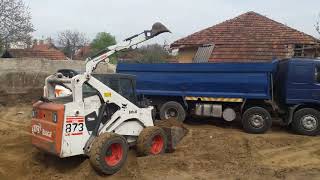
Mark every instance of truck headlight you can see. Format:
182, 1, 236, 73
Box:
52, 112, 58, 123
32, 109, 37, 118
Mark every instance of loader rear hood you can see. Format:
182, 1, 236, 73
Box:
31, 101, 65, 156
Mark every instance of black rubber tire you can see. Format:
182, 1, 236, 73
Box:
136, 126, 167, 156
242, 107, 272, 134
89, 133, 128, 175
291, 108, 320, 136
159, 101, 186, 122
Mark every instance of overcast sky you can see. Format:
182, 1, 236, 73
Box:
25, 0, 320, 45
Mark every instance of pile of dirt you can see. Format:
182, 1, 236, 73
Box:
0, 104, 320, 180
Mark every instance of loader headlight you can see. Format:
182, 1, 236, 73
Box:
32, 109, 37, 118
52, 112, 58, 123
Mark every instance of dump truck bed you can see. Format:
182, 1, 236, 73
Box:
117, 61, 277, 100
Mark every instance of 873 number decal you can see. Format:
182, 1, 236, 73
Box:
65, 116, 85, 136
65, 123, 84, 133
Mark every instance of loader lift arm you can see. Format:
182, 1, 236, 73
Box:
85, 22, 170, 74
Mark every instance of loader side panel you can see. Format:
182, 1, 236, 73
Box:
31, 101, 64, 156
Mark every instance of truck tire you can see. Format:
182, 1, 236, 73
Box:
242, 107, 272, 134
291, 108, 320, 136
136, 126, 167, 156
89, 133, 128, 175
160, 101, 186, 122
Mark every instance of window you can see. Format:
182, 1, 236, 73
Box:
83, 83, 99, 98
294, 44, 317, 58
93, 75, 120, 92
315, 66, 320, 83
119, 79, 135, 103
294, 44, 304, 57
109, 79, 119, 92
193, 44, 215, 63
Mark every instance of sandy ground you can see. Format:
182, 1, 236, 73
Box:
0, 104, 320, 180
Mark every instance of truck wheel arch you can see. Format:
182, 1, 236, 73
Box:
159, 101, 186, 122
291, 108, 320, 136
241, 99, 274, 116
287, 104, 320, 125
148, 96, 187, 109
241, 106, 272, 134
146, 96, 188, 117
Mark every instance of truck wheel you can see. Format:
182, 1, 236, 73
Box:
137, 126, 167, 156
291, 108, 320, 136
242, 107, 272, 134
89, 133, 128, 175
160, 101, 186, 122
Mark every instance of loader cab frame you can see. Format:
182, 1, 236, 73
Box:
49, 72, 138, 105
86, 74, 138, 104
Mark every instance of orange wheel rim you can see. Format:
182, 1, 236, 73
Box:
105, 143, 123, 166
150, 135, 164, 154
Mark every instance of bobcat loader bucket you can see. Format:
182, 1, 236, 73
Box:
154, 119, 188, 152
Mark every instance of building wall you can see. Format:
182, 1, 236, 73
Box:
0, 58, 115, 105
176, 47, 197, 63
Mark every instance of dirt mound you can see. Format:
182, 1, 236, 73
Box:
0, 105, 320, 180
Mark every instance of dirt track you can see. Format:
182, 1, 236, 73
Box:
0, 104, 320, 180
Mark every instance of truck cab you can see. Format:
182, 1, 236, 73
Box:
277, 58, 320, 105
275, 58, 320, 135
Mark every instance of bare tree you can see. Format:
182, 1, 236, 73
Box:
316, 13, 320, 36
0, 0, 34, 49
57, 30, 89, 59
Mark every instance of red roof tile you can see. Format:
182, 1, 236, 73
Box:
171, 11, 319, 61
2, 48, 67, 60
2, 42, 67, 60
32, 43, 53, 50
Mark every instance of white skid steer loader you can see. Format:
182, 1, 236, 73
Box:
30, 23, 187, 175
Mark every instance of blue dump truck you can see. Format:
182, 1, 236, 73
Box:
117, 58, 320, 136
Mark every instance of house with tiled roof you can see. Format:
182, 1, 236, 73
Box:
74, 45, 91, 60
1, 40, 67, 60
171, 11, 320, 63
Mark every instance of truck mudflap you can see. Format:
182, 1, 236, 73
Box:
31, 101, 65, 156
154, 119, 188, 152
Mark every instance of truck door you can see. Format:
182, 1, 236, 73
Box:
287, 61, 315, 103
313, 63, 320, 101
